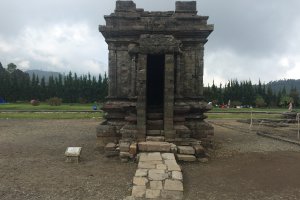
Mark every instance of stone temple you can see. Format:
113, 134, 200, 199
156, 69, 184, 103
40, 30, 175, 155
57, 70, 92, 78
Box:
97, 1, 214, 158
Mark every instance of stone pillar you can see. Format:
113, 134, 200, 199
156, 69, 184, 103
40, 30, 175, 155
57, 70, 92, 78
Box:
136, 54, 147, 141
108, 48, 117, 97
198, 44, 204, 96
130, 55, 137, 97
175, 54, 182, 98
164, 54, 175, 139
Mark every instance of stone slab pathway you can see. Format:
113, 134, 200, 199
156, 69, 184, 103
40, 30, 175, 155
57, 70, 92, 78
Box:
125, 152, 183, 200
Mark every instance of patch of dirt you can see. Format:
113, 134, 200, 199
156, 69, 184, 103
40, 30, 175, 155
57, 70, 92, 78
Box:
1, 119, 300, 200
0, 119, 135, 200
182, 120, 300, 200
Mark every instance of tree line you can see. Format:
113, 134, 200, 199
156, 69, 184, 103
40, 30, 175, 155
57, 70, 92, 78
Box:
204, 79, 299, 108
1, 62, 299, 108
0, 62, 108, 103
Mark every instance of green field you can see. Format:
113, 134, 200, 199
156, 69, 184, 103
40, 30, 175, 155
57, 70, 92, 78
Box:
0, 103, 103, 119
209, 107, 292, 113
0, 103, 296, 120
0, 112, 103, 119
0, 103, 100, 111
206, 113, 282, 119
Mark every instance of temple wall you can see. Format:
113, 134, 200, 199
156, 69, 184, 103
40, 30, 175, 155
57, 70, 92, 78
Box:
97, 1, 214, 149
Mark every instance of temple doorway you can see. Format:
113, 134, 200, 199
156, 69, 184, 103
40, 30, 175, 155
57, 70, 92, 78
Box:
146, 54, 165, 133
146, 54, 165, 109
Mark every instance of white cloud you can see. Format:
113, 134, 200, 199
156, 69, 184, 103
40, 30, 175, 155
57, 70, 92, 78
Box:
204, 48, 300, 86
0, 22, 108, 76
0, 37, 15, 53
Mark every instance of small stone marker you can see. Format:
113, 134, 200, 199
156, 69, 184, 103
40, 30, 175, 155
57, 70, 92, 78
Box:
65, 147, 82, 163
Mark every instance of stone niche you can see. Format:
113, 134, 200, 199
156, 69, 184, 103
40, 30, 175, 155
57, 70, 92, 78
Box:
97, 1, 214, 148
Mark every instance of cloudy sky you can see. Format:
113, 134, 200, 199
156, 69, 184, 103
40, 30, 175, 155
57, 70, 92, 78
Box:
0, 0, 300, 85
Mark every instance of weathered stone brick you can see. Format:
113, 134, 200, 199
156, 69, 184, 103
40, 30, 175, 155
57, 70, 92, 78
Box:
145, 189, 161, 199
177, 146, 195, 155
177, 154, 196, 162
132, 186, 146, 198
164, 179, 184, 191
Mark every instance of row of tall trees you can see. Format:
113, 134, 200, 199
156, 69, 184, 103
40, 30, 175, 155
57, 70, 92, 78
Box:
0, 62, 108, 103
204, 79, 299, 108
1, 62, 299, 108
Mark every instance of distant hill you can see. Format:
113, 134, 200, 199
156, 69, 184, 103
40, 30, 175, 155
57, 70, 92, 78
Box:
26, 70, 61, 80
267, 79, 300, 94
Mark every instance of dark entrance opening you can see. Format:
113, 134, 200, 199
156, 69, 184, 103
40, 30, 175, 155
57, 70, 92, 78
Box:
147, 54, 165, 109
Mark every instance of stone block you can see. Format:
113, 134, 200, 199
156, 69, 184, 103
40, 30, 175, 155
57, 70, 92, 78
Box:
146, 152, 163, 161
150, 181, 163, 190
146, 136, 165, 142
177, 146, 195, 155
164, 160, 181, 171
104, 143, 116, 151
193, 144, 205, 155
139, 152, 162, 162
132, 186, 146, 198
172, 171, 183, 181
138, 142, 171, 152
129, 143, 137, 155
121, 129, 137, 139
138, 162, 156, 169
177, 154, 196, 162
133, 176, 148, 186
119, 141, 131, 152
170, 143, 178, 153
156, 164, 167, 170
145, 189, 161, 199
164, 179, 184, 191
146, 130, 162, 136
162, 153, 176, 160
135, 169, 148, 177
120, 151, 131, 158
148, 169, 168, 181
65, 147, 82, 163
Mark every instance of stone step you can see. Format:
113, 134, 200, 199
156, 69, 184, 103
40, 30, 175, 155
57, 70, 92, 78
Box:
147, 120, 164, 130
176, 154, 197, 162
146, 136, 165, 142
147, 130, 163, 136
147, 113, 163, 120
177, 146, 195, 155
138, 141, 171, 152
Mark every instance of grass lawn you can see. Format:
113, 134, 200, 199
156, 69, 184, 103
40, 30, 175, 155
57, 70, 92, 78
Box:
0, 103, 101, 111
0, 112, 103, 119
209, 107, 292, 113
207, 112, 282, 119
0, 103, 295, 120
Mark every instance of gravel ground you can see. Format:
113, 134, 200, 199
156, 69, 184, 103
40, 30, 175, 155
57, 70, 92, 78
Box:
183, 119, 300, 200
1, 119, 300, 200
0, 119, 135, 200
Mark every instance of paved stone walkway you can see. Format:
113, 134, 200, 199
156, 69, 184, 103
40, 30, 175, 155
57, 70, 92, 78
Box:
126, 152, 183, 199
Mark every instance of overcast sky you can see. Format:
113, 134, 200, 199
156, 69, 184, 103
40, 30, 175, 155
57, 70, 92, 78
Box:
0, 0, 300, 85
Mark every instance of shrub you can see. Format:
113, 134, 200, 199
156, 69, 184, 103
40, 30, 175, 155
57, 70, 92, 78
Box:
30, 99, 40, 106
78, 97, 88, 104
47, 97, 62, 106
255, 96, 266, 108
